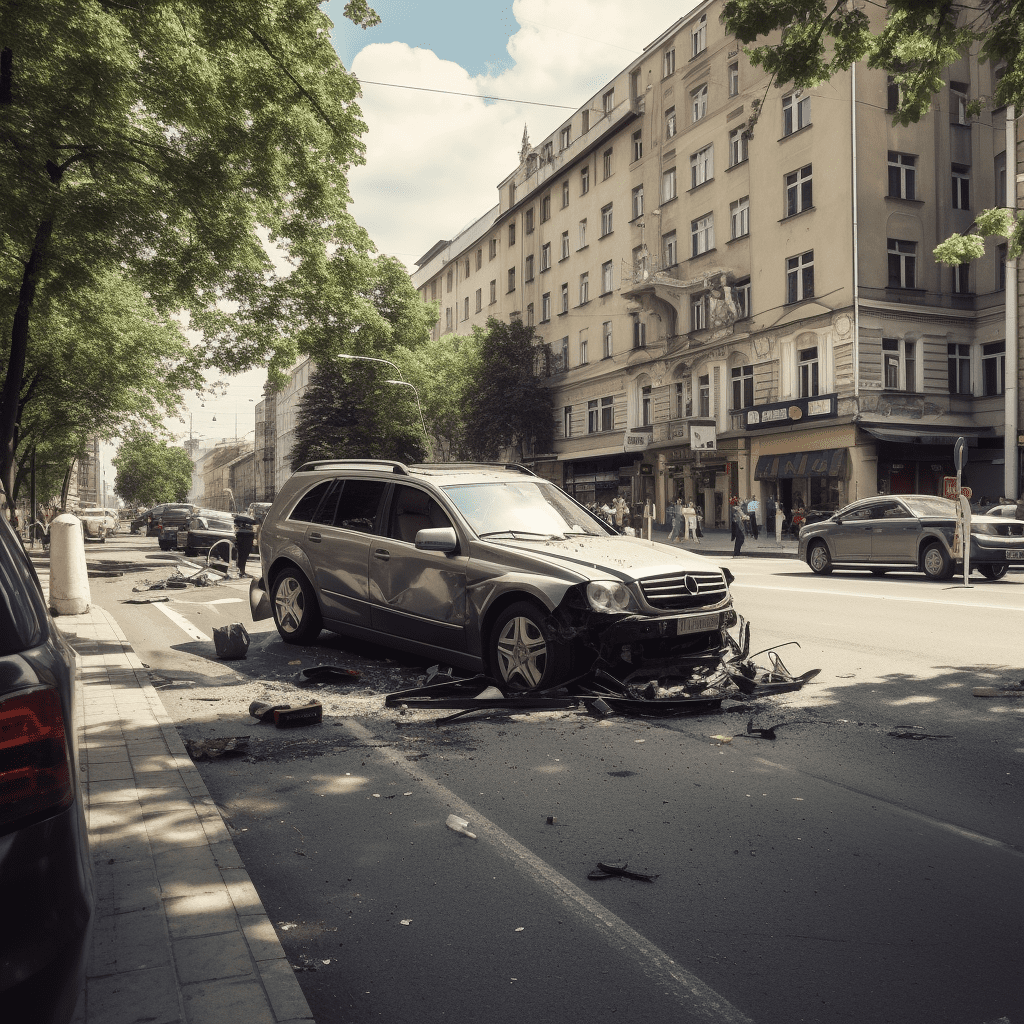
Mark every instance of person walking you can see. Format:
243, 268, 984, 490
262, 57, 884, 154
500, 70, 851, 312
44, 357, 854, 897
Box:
683, 500, 698, 543
775, 501, 784, 544
731, 500, 746, 556
746, 495, 760, 540
666, 497, 684, 543
765, 494, 776, 535
613, 495, 628, 533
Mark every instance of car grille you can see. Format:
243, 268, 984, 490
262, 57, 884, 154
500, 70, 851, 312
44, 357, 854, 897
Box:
640, 570, 728, 610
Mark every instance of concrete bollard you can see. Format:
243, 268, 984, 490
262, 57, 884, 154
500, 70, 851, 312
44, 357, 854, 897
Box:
49, 513, 90, 615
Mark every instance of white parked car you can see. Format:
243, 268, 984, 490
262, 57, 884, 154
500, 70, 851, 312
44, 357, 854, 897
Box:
76, 507, 118, 541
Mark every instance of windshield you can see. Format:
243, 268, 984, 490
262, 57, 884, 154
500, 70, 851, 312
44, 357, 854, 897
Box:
442, 480, 611, 537
901, 495, 957, 517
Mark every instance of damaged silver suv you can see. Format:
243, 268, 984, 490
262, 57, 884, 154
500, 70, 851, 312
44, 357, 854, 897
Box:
250, 461, 737, 689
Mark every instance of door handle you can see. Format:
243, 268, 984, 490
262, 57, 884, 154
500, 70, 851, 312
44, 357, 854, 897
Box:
374, 548, 390, 561
308, 531, 322, 543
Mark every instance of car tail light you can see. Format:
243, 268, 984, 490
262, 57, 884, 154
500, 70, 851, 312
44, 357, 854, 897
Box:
0, 687, 74, 831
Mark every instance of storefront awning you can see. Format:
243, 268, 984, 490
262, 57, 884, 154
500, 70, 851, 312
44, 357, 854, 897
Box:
859, 424, 996, 445
754, 448, 847, 480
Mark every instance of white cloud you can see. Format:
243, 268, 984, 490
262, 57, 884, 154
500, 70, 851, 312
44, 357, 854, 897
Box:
348, 0, 699, 269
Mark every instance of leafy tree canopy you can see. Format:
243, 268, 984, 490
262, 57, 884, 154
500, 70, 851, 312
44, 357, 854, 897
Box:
113, 429, 193, 506
720, 0, 1024, 261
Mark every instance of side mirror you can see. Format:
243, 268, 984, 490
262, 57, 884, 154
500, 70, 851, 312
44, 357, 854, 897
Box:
415, 527, 458, 553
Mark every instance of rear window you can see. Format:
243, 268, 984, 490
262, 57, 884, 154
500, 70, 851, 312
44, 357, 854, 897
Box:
0, 517, 47, 654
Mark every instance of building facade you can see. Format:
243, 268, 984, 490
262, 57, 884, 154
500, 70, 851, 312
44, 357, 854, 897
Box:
412, 0, 1019, 525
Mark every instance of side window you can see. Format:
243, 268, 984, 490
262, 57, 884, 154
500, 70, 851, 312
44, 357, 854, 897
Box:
289, 480, 334, 523
309, 480, 342, 526
865, 500, 901, 520
388, 485, 453, 544
842, 505, 874, 523
335, 480, 387, 534
880, 501, 911, 519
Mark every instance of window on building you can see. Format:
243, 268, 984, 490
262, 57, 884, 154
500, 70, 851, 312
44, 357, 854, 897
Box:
951, 82, 968, 124
582, 109, 590, 132
995, 151, 1007, 206
602, 321, 613, 358
632, 130, 643, 162
663, 230, 677, 267
691, 212, 714, 256
881, 337, 916, 391
476, 249, 482, 270
692, 84, 708, 122
948, 342, 971, 394
641, 385, 652, 426
489, 238, 497, 260
541, 194, 551, 222
445, 307, 452, 331
887, 238, 917, 289
525, 208, 534, 234
633, 315, 646, 349
601, 395, 614, 430
786, 250, 814, 302
601, 260, 614, 294
560, 282, 569, 313
631, 184, 644, 220
798, 346, 820, 397
542, 292, 551, 321
998, 243, 1007, 291
691, 293, 708, 331
587, 399, 598, 432
698, 374, 710, 417
578, 219, 587, 249
734, 277, 751, 318
785, 164, 812, 217
952, 164, 970, 209
560, 125, 571, 150
666, 106, 677, 139
982, 340, 1005, 395
541, 242, 551, 272
579, 334, 588, 365
603, 88, 615, 114
475, 288, 482, 312
509, 222, 516, 245
446, 269, 453, 292
525, 254, 534, 282
887, 75, 901, 112
464, 257, 470, 278
729, 127, 747, 166
579, 272, 589, 304
730, 196, 749, 239
602, 148, 613, 180
953, 263, 970, 294
691, 14, 706, 57
430, 280, 437, 300
561, 231, 570, 260
675, 380, 692, 418
887, 152, 916, 200
507, 267, 516, 292
783, 92, 810, 135
563, 406, 572, 437
662, 166, 677, 202
562, 179, 570, 207
489, 280, 496, 304
526, 302, 534, 327
691, 143, 714, 188
581, 165, 590, 194
729, 61, 739, 97
541, 141, 553, 162
560, 336, 569, 368
601, 203, 613, 236
731, 365, 754, 409
664, 47, 676, 77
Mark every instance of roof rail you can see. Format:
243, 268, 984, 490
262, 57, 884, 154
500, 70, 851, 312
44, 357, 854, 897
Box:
296, 459, 410, 475
407, 462, 537, 477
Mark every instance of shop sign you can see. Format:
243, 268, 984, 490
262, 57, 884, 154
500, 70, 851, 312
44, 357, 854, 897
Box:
690, 422, 717, 450
623, 428, 652, 453
745, 394, 838, 430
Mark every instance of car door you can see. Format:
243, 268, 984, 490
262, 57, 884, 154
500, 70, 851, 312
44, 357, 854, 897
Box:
831, 503, 876, 561
368, 484, 470, 653
868, 498, 920, 564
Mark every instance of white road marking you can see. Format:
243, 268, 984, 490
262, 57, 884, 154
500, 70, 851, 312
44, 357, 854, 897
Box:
342, 719, 754, 1024
153, 601, 210, 643
732, 580, 1022, 612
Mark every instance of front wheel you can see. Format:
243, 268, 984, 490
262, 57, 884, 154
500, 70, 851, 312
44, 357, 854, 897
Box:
807, 541, 833, 575
271, 569, 322, 644
489, 601, 570, 690
921, 542, 953, 580
978, 563, 1009, 581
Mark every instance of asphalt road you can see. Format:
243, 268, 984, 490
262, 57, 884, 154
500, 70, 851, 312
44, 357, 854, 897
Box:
84, 532, 1024, 1024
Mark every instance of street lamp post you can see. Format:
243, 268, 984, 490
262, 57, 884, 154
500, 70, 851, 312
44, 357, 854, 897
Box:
335, 353, 433, 461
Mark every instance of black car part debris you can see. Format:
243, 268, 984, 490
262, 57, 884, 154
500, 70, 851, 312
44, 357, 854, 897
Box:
587, 861, 658, 882
213, 622, 250, 660
384, 617, 819, 721
249, 700, 323, 727
295, 665, 361, 686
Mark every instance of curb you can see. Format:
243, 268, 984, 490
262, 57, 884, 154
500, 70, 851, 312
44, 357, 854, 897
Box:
56, 602, 315, 1024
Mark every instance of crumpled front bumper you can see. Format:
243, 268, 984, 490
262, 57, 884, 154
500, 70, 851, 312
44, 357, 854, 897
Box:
249, 576, 272, 621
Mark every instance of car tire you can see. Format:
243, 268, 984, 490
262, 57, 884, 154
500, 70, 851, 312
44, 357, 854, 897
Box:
489, 600, 570, 690
184, 544, 196, 558
978, 563, 1009, 581
921, 542, 953, 580
271, 568, 323, 645
807, 541, 833, 575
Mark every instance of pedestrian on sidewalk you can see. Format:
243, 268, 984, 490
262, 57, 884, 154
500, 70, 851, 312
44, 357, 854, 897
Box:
775, 502, 784, 544
666, 497, 684, 543
747, 495, 760, 540
731, 501, 746, 556
765, 494, 776, 535
683, 500, 700, 543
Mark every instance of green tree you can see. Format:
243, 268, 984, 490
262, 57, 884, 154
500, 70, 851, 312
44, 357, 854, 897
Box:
1, 0, 380, 502
113, 430, 193, 506
464, 317, 553, 463
720, 0, 1024, 263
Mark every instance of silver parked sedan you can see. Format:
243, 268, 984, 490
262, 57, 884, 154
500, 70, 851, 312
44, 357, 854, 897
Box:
797, 494, 1024, 581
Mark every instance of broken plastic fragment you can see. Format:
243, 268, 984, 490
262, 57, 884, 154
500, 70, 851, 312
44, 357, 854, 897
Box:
400, 920, 412, 926
710, 734, 733, 744
445, 814, 477, 839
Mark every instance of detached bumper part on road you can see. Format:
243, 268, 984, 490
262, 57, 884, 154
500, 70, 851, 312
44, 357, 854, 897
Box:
249, 575, 271, 621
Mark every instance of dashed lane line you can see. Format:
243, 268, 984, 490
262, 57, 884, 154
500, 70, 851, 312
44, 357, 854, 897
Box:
731, 580, 1023, 612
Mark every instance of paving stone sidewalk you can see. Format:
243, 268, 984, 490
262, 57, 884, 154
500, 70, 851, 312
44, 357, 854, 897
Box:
48, 596, 315, 1024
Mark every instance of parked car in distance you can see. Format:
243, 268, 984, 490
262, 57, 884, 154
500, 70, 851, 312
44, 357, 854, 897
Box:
140, 503, 170, 537
984, 503, 1024, 519
129, 509, 149, 534
798, 493, 1024, 580
251, 460, 738, 690
75, 507, 117, 541
178, 509, 236, 557
155, 504, 196, 550
0, 513, 94, 1022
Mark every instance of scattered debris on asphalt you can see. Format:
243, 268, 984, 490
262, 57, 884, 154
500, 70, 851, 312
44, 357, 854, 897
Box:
132, 564, 224, 592
296, 665, 362, 686
587, 861, 658, 883
249, 699, 323, 727
123, 595, 170, 604
214, 622, 250, 659
184, 736, 250, 760
887, 728, 954, 741
445, 814, 477, 839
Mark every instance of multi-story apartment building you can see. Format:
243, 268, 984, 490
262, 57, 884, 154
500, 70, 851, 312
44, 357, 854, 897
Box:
412, 0, 1017, 526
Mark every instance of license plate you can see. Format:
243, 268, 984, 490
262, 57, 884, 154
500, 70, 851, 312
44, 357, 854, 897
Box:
1007, 550, 1024, 560
678, 613, 720, 635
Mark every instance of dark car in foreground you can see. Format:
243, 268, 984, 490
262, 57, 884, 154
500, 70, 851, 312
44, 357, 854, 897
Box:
251, 461, 738, 689
798, 493, 1024, 580
0, 515, 94, 1022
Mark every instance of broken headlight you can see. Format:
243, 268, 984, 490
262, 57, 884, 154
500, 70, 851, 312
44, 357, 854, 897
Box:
586, 581, 638, 614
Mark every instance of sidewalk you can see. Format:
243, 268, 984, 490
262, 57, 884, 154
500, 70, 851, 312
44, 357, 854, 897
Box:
647, 523, 802, 559
33, 557, 315, 1024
